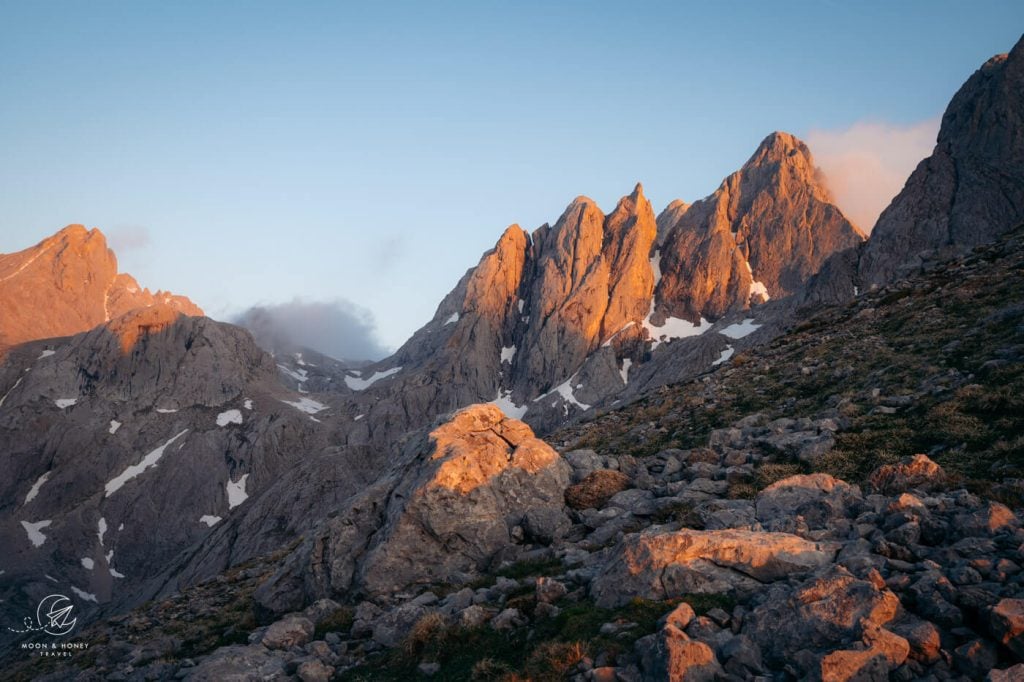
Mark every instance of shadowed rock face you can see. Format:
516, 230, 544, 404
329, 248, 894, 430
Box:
0, 305, 331, 642
860, 36, 1024, 287
0, 225, 202, 351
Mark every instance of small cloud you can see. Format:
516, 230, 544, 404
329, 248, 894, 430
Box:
233, 298, 390, 362
106, 226, 152, 252
806, 118, 940, 233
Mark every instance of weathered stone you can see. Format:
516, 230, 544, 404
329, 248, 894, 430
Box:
988, 598, 1024, 659
566, 469, 631, 510
868, 455, 947, 495
591, 528, 838, 607
261, 615, 314, 651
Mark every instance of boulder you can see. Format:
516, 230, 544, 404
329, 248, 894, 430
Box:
988, 598, 1024, 659
565, 469, 631, 510
591, 528, 838, 607
868, 454, 947, 494
755, 473, 862, 532
261, 615, 315, 651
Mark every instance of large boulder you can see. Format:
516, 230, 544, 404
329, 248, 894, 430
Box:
755, 473, 863, 532
591, 528, 838, 607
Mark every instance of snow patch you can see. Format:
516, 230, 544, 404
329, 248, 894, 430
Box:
21, 520, 52, 547
344, 366, 401, 391
444, 312, 459, 325
619, 358, 632, 385
353, 414, 364, 421
54, 398, 77, 409
749, 280, 770, 302
70, 586, 97, 603
24, 472, 51, 504
81, 557, 94, 570
281, 397, 327, 414
642, 301, 710, 350
500, 345, 517, 363
535, 373, 592, 413
713, 346, 735, 366
98, 518, 107, 546
517, 300, 525, 314
243, 399, 253, 410
490, 389, 528, 419
104, 429, 189, 497
0, 376, 24, 408
719, 318, 761, 340
108, 420, 122, 434
602, 321, 636, 347
650, 250, 662, 287
216, 409, 243, 427
277, 364, 309, 383
155, 408, 177, 414
199, 515, 221, 527
226, 474, 249, 509
38, 349, 56, 359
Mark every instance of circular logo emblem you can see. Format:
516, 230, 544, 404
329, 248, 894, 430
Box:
36, 594, 77, 636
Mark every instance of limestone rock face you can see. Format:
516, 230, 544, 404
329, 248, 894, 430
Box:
860, 35, 1024, 287
590, 527, 839, 607
0, 225, 202, 351
255, 404, 570, 610
655, 132, 864, 322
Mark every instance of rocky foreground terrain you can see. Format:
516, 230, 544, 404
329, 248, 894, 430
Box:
8, 225, 1023, 681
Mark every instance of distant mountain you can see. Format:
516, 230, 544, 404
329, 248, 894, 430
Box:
0, 225, 202, 352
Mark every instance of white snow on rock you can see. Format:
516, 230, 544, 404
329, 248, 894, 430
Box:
243, 399, 253, 410
70, 586, 97, 603
619, 358, 632, 384
105, 550, 125, 578
354, 414, 364, 421
54, 398, 77, 409
642, 302, 710, 350
21, 520, 52, 548
277, 364, 309, 383
281, 397, 327, 414
108, 420, 122, 434
490, 389, 528, 419
444, 312, 459, 325
535, 373, 592, 413
720, 318, 761, 340
38, 349, 56, 359
24, 472, 51, 504
104, 429, 189, 497
199, 515, 221, 527
749, 280, 770, 302
81, 557, 94, 570
650, 249, 663, 287
156, 408, 178, 414
602, 321, 636, 347
517, 300, 525, 314
216, 409, 243, 427
344, 366, 401, 391
294, 353, 306, 366
0, 376, 24, 408
500, 345, 517, 363
226, 474, 249, 509
98, 518, 107, 546
713, 346, 735, 366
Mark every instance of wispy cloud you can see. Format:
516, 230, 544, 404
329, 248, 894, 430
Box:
106, 225, 152, 252
806, 118, 940, 233
233, 298, 390, 362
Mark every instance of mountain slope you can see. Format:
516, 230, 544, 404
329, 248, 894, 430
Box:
0, 225, 202, 352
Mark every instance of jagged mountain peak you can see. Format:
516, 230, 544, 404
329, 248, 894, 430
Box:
0, 225, 203, 352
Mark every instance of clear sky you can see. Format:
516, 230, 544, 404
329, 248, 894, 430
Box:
2, 1, 1022, 356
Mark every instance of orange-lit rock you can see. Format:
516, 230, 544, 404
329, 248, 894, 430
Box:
591, 527, 838, 607
0, 225, 202, 351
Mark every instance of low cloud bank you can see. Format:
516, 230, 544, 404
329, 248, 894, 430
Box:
234, 298, 390, 362
806, 118, 940, 233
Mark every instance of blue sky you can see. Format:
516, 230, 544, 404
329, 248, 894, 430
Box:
1, 2, 1022, 354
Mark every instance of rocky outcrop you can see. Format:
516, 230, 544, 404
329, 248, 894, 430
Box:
591, 528, 838, 607
254, 404, 570, 613
0, 225, 202, 351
